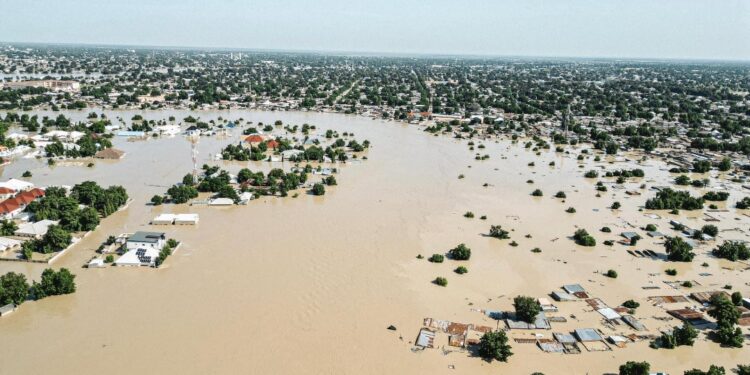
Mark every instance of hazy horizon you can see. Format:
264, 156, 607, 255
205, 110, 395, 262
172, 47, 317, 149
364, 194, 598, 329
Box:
1, 0, 749, 61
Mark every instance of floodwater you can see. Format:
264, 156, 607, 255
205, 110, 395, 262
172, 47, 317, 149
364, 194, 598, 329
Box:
0, 109, 748, 374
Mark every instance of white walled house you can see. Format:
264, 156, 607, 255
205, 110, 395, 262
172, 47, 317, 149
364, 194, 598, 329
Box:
126, 231, 166, 252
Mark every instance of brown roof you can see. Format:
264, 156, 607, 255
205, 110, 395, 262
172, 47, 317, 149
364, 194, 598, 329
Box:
244, 135, 264, 144
29, 188, 45, 198
668, 309, 704, 321
0, 187, 15, 195
14, 192, 35, 205
94, 148, 125, 159
0, 198, 20, 214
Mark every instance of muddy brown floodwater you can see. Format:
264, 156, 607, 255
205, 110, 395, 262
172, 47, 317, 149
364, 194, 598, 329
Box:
0, 110, 748, 374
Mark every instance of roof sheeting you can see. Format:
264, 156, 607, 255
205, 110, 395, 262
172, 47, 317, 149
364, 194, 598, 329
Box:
597, 307, 622, 321
563, 284, 585, 294
574, 328, 603, 342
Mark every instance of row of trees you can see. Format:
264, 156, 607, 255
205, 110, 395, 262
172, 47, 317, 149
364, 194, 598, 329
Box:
23, 182, 128, 257
0, 268, 76, 306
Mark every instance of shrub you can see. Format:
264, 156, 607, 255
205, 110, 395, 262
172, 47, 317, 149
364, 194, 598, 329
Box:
674, 175, 691, 185
531, 189, 543, 197
454, 266, 468, 274
434, 277, 448, 287
601, 226, 611, 233
311, 183, 326, 196
489, 225, 510, 239
104, 255, 114, 263
703, 191, 729, 201
565, 207, 576, 213
555, 191, 566, 198
682, 281, 693, 288
428, 254, 444, 263
701, 225, 718, 237
150, 195, 163, 206
619, 361, 650, 375
22, 170, 32, 178
645, 224, 657, 231
463, 211, 474, 218
605, 269, 618, 278
448, 244, 471, 260
731, 291, 743, 306
736, 197, 750, 209
573, 229, 596, 246
665, 268, 677, 276
622, 300, 640, 309
584, 170, 598, 178
531, 247, 541, 253
611, 201, 621, 209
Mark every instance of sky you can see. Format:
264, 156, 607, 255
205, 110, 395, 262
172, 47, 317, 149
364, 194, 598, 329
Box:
1, 0, 749, 60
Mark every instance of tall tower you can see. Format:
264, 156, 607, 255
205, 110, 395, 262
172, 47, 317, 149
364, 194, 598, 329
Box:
188, 133, 199, 179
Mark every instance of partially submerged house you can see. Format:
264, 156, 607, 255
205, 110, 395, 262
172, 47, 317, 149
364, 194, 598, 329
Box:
0, 237, 22, 253
126, 231, 166, 252
152, 214, 176, 225
94, 148, 125, 160
14, 219, 59, 238
174, 214, 199, 225
0, 303, 17, 317
115, 247, 160, 267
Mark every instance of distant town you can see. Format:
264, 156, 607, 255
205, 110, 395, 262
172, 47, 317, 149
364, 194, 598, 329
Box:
0, 43, 749, 375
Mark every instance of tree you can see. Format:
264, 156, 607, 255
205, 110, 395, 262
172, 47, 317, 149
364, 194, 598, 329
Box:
692, 160, 712, 173
31, 268, 76, 299
709, 293, 744, 347
712, 241, 750, 261
488, 225, 509, 239
150, 195, 163, 205
0, 272, 29, 305
513, 295, 541, 323
0, 219, 18, 236
448, 243, 471, 260
182, 173, 195, 186
718, 157, 732, 171
736, 364, 750, 375
167, 184, 199, 204
645, 188, 704, 210
573, 229, 596, 246
684, 365, 726, 375
32, 225, 72, 254
701, 224, 718, 237
665, 237, 695, 262
78, 207, 100, 231
477, 330, 513, 362
672, 321, 698, 346
311, 183, 325, 196
732, 291, 744, 306
619, 361, 650, 375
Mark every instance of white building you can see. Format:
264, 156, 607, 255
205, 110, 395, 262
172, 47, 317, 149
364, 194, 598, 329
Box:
126, 231, 166, 252
0, 237, 21, 253
152, 214, 176, 225
115, 247, 160, 267
0, 179, 33, 192
174, 214, 199, 225
14, 220, 59, 238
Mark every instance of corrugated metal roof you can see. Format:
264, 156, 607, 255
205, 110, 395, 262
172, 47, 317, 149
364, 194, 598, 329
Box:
574, 328, 603, 342
563, 284, 585, 294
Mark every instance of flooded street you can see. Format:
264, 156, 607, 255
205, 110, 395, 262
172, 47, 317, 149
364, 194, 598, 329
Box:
0, 110, 747, 374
